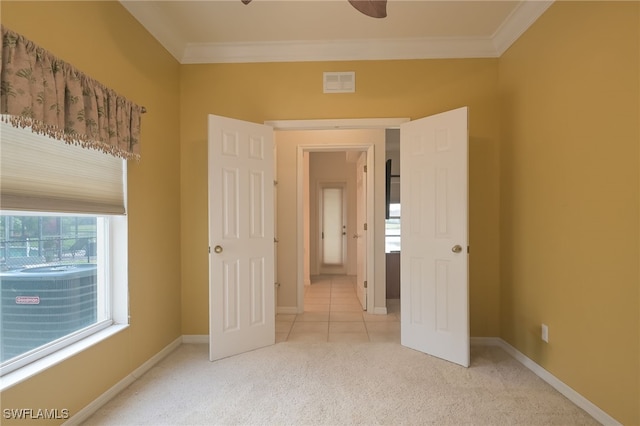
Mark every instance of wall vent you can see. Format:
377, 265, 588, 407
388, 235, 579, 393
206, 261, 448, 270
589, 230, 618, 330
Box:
323, 72, 355, 93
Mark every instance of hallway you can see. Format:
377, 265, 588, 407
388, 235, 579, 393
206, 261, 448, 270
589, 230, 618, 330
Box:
275, 275, 400, 343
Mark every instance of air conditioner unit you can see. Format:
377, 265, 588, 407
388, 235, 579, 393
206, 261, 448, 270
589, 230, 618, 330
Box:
1, 264, 97, 362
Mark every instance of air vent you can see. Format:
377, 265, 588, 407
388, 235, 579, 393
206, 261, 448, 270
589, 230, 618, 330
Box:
323, 72, 355, 93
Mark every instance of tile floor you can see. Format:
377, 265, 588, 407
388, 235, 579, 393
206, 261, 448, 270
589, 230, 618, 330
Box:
276, 275, 400, 343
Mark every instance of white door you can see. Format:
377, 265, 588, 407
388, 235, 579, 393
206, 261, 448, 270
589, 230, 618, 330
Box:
319, 183, 347, 273
355, 152, 367, 309
400, 107, 469, 367
208, 114, 275, 361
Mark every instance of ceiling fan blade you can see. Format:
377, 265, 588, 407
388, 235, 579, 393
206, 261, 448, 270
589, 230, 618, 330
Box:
242, 0, 387, 19
348, 0, 387, 18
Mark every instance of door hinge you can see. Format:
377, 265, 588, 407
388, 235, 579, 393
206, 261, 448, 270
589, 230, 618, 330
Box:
364, 280, 368, 288
363, 223, 367, 231
364, 165, 367, 173
208, 246, 210, 253
467, 245, 470, 254
273, 180, 278, 186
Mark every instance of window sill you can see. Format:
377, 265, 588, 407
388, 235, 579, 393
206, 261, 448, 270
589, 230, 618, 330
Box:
0, 324, 129, 392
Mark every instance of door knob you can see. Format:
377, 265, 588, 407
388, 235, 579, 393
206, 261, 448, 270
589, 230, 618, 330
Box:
214, 245, 223, 254
451, 245, 462, 253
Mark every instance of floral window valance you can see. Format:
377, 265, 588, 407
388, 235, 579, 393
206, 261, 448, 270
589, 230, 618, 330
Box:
0, 25, 144, 161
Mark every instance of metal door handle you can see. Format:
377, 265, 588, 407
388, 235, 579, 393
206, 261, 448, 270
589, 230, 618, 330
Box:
214, 245, 223, 254
451, 245, 462, 253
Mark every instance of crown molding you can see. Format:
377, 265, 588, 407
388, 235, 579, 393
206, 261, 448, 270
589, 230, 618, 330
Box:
181, 36, 501, 64
492, 0, 554, 56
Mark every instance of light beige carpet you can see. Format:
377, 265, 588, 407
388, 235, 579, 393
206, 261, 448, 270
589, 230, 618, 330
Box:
83, 343, 598, 425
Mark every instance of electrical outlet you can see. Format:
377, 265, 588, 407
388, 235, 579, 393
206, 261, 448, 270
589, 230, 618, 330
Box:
541, 324, 549, 343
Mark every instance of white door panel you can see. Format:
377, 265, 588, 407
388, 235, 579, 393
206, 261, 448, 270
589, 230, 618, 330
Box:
400, 107, 469, 367
208, 115, 275, 361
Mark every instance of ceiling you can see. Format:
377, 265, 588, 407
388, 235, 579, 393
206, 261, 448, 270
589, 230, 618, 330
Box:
120, 0, 553, 64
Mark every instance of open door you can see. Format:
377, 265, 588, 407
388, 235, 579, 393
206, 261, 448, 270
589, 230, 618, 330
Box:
355, 152, 367, 310
400, 107, 469, 367
208, 114, 275, 361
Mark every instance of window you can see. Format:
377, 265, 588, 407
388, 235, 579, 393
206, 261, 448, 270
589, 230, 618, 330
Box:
0, 122, 128, 378
385, 203, 401, 253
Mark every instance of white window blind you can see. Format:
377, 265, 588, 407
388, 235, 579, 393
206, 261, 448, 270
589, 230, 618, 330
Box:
0, 121, 125, 215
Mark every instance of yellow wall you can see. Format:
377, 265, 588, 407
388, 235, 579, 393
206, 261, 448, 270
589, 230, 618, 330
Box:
8, 2, 637, 425
498, 2, 640, 424
0, 2, 181, 424
180, 59, 502, 335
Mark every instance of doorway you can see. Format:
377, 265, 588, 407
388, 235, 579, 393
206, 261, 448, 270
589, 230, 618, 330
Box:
304, 149, 369, 312
298, 144, 374, 313
267, 120, 405, 316
303, 150, 367, 312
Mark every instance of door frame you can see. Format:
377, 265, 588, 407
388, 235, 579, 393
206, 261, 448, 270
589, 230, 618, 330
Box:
299, 144, 373, 312
266, 118, 408, 314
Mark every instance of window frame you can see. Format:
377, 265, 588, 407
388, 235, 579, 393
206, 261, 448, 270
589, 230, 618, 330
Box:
0, 212, 128, 387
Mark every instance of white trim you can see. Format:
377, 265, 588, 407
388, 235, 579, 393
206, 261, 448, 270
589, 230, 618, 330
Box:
64, 336, 182, 426
492, 1, 554, 56
277, 307, 299, 315
470, 338, 621, 426
110, 214, 129, 326
181, 36, 500, 64
267, 118, 408, 131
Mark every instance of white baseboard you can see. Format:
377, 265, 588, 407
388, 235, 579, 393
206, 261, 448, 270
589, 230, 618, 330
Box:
372, 307, 388, 315
277, 306, 299, 314
182, 334, 208, 344
471, 337, 621, 426
64, 336, 182, 426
